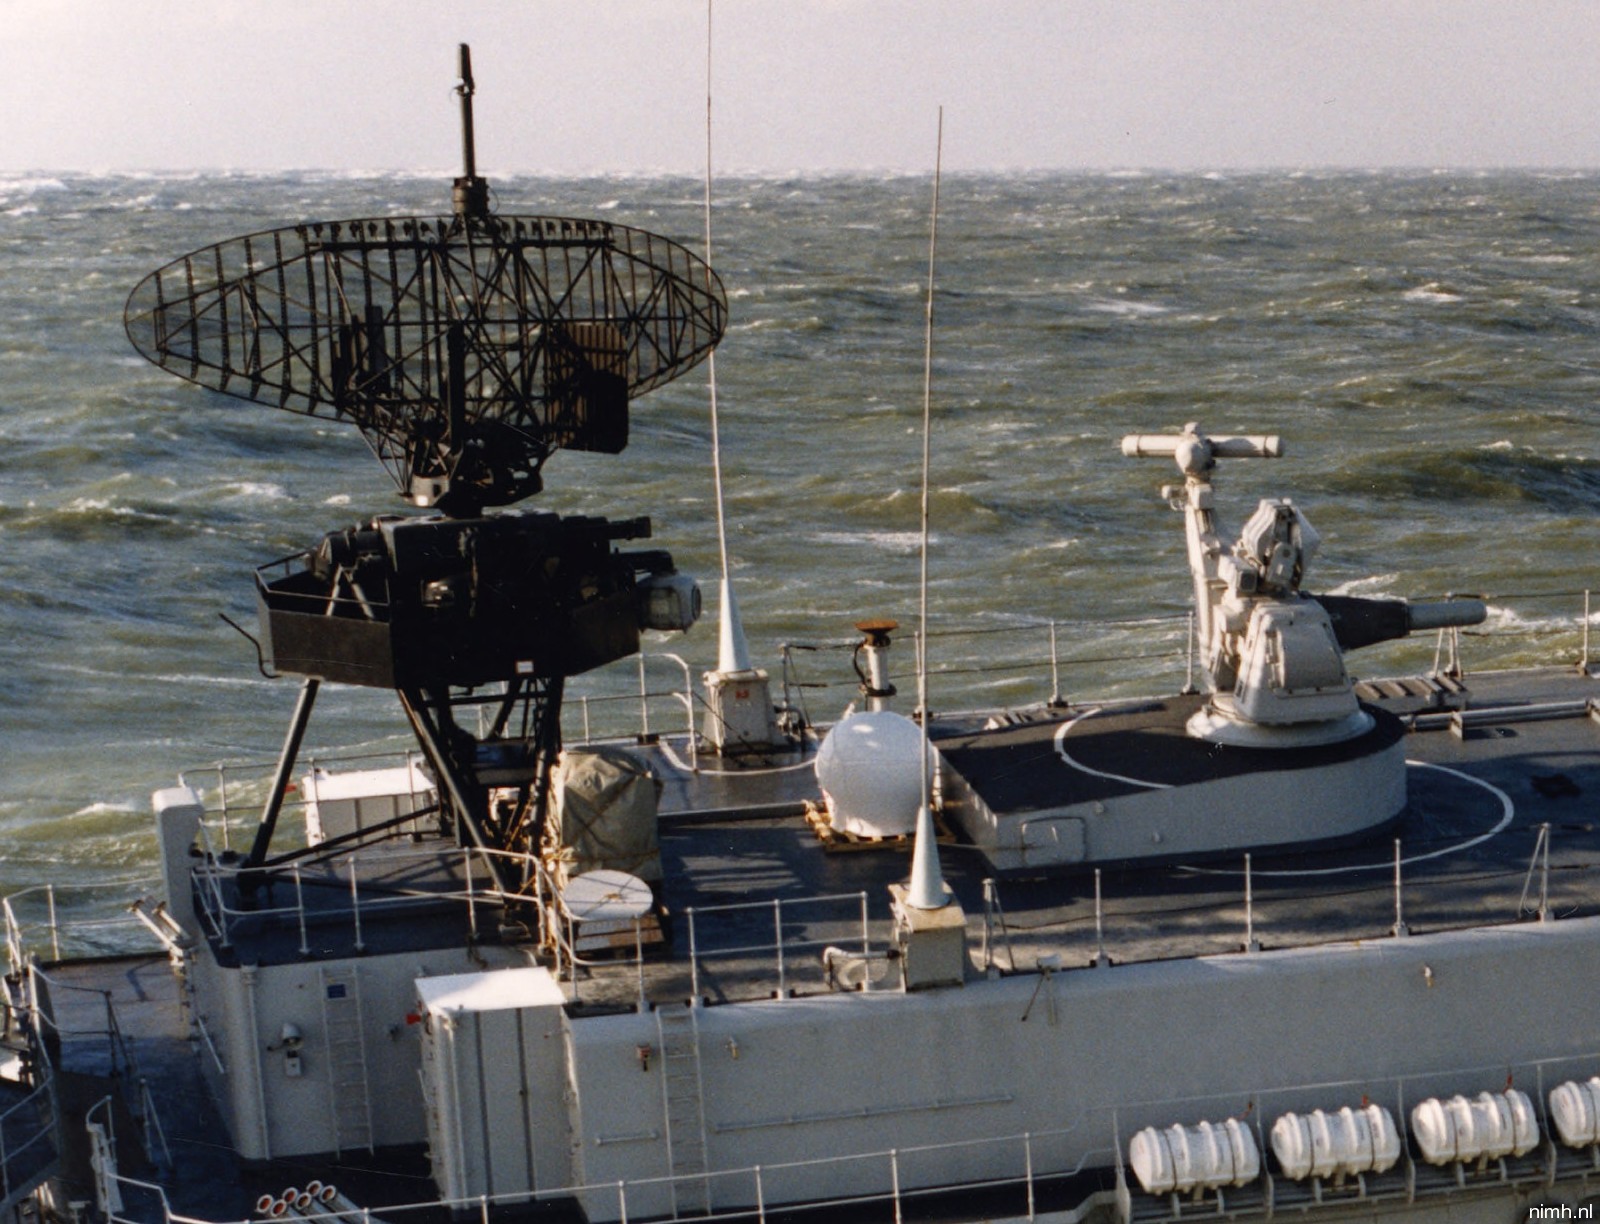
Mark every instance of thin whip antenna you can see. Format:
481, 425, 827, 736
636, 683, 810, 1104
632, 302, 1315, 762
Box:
917, 110, 943, 739
704, 0, 750, 671
907, 107, 947, 911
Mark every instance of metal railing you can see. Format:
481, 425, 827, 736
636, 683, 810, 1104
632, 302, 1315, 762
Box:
0, 1072, 56, 1209
685, 891, 873, 1002
172, 586, 1597, 821
0, 971, 58, 1212
23, 963, 170, 1170
141, 582, 1600, 878
178, 746, 429, 855
95, 1121, 1114, 1224
186, 836, 525, 955
3, 884, 163, 970
89, 1034, 1600, 1224
768, 586, 1600, 739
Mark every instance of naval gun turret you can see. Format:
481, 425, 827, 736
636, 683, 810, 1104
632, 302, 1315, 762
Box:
1123, 424, 1486, 748
932, 426, 1488, 873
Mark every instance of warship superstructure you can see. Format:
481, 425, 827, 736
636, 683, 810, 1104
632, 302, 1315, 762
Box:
5, 47, 1600, 1224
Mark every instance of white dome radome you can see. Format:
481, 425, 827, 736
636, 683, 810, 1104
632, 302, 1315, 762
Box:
815, 711, 930, 838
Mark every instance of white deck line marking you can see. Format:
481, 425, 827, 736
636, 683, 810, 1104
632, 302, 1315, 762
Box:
1180, 760, 1516, 878
1053, 708, 1173, 791
656, 735, 818, 778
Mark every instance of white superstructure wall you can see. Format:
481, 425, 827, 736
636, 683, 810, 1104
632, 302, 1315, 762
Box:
561, 917, 1600, 1220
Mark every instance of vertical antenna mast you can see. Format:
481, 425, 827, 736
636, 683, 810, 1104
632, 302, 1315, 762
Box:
697, 0, 779, 754
704, 0, 751, 672
907, 107, 948, 911
453, 43, 490, 219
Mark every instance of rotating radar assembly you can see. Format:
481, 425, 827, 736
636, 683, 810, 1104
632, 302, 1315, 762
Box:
123, 50, 725, 516
124, 47, 727, 888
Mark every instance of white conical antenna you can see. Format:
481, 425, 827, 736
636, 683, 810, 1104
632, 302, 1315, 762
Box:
716, 575, 752, 673
906, 803, 945, 909
703, 0, 753, 676
907, 108, 948, 910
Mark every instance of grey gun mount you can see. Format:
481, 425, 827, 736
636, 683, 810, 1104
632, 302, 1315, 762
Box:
1124, 423, 1486, 747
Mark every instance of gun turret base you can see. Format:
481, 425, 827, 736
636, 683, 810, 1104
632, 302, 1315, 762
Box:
1186, 701, 1375, 749
935, 693, 1408, 874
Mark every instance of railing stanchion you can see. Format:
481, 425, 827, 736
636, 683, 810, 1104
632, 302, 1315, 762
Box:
635, 917, 646, 1010
638, 654, 650, 740
1584, 589, 1592, 675
348, 858, 365, 953
891, 1148, 903, 1224
1094, 869, 1108, 967
755, 1164, 766, 1224
780, 644, 794, 715
1025, 1130, 1036, 1220
1540, 822, 1552, 923
1184, 610, 1196, 694
1244, 853, 1258, 952
46, 884, 59, 962
774, 898, 786, 998
659, 653, 699, 771
1392, 839, 1408, 937
216, 762, 236, 851
105, 992, 119, 1075
860, 891, 871, 956
1048, 620, 1062, 706
568, 905, 581, 1004
688, 907, 701, 1003
294, 865, 309, 956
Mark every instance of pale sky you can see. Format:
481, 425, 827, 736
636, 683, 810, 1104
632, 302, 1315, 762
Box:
3, 0, 1598, 174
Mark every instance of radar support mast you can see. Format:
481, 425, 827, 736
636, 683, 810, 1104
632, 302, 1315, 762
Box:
452, 44, 490, 220
1124, 424, 1485, 747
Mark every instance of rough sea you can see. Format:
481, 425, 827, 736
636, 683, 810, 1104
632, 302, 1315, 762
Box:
6, 169, 1600, 928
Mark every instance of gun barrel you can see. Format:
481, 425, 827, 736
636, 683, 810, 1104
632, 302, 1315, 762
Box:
1406, 598, 1488, 632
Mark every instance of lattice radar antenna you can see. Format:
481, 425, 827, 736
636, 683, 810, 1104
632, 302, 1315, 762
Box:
123, 47, 728, 888
125, 49, 726, 516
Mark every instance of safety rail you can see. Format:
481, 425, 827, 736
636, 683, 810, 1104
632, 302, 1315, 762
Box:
168, 586, 1600, 831
182, 836, 883, 1009
3, 885, 164, 970
89, 1039, 1600, 1224
685, 891, 873, 1002
177, 746, 429, 854
95, 1124, 1114, 1224
184, 835, 662, 1004
786, 587, 1600, 716
23, 964, 170, 1170
0, 1071, 56, 1210
179, 815, 1597, 1013
186, 836, 534, 955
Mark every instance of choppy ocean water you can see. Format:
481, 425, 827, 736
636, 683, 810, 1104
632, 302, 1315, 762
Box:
5, 169, 1600, 920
